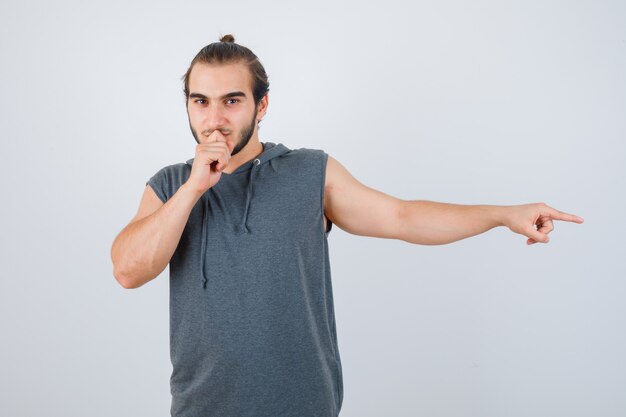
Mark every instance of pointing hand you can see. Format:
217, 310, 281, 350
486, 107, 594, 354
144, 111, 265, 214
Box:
501, 202, 584, 245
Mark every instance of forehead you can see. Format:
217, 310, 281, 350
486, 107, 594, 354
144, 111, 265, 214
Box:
188, 62, 252, 95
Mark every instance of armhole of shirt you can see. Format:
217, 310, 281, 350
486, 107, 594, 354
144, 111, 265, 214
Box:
145, 181, 167, 204
146, 168, 168, 204
321, 151, 333, 235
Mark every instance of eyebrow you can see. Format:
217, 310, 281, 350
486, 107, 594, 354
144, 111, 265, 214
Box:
189, 91, 247, 100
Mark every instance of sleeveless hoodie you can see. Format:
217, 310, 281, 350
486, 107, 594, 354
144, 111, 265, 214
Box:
146, 142, 343, 417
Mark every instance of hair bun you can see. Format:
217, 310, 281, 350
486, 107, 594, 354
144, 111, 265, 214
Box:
220, 34, 235, 43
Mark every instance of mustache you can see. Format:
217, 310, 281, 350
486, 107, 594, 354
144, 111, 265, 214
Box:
202, 129, 232, 136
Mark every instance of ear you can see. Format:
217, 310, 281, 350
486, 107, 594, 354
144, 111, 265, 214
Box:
257, 94, 269, 122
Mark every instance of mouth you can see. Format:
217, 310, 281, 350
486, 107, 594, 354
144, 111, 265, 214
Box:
203, 130, 231, 136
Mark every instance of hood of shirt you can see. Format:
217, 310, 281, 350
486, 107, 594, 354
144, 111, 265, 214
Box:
185, 141, 291, 289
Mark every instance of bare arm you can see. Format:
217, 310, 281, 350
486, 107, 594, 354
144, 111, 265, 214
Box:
110, 183, 202, 289
398, 200, 584, 245
398, 201, 505, 245
111, 131, 236, 289
324, 155, 584, 245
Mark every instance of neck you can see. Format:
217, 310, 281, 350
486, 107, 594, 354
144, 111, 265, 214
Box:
222, 137, 263, 174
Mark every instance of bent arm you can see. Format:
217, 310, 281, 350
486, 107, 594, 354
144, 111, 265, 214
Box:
398, 201, 506, 245
111, 184, 202, 289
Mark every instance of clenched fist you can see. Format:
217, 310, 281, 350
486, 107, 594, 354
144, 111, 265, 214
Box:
186, 130, 235, 195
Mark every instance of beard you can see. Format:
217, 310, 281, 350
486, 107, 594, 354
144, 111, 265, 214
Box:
189, 105, 258, 157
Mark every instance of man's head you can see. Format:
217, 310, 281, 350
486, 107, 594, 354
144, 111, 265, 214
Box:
182, 34, 270, 156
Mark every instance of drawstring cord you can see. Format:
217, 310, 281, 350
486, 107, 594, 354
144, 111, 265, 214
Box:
236, 158, 260, 234
200, 157, 261, 289
200, 195, 209, 289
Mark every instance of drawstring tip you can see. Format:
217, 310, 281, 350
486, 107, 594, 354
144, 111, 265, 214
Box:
202, 279, 207, 289
235, 224, 250, 234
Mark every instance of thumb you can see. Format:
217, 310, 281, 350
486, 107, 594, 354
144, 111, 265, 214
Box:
226, 140, 235, 153
526, 227, 550, 244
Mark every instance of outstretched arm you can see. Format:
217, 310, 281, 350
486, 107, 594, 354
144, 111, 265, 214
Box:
398, 201, 584, 245
324, 155, 584, 245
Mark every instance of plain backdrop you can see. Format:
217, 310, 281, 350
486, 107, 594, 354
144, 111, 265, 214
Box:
1, 0, 624, 416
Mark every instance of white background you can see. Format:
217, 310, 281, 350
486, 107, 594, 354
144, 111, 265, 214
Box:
1, 0, 624, 416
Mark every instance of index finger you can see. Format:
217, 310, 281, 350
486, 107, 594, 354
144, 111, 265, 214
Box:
203, 130, 227, 143
547, 206, 584, 223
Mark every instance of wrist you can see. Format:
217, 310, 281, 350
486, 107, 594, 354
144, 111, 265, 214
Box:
180, 182, 205, 201
492, 205, 508, 228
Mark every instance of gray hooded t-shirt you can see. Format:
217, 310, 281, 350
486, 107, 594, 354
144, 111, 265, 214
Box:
146, 141, 343, 417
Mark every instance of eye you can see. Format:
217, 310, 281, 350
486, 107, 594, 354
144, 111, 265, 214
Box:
226, 98, 240, 104
194, 99, 206, 105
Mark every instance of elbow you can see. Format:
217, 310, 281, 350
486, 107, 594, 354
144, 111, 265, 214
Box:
396, 200, 410, 242
396, 200, 454, 245
110, 242, 161, 289
113, 267, 139, 289
111, 242, 140, 289
113, 262, 160, 289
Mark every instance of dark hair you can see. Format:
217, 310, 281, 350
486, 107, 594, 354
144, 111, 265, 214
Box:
181, 34, 270, 108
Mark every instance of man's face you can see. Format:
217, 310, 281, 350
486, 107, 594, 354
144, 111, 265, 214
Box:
186, 62, 267, 156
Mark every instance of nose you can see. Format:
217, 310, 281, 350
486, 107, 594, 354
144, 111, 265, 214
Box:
204, 102, 227, 131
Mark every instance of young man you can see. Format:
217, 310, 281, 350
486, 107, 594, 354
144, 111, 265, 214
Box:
110, 35, 584, 417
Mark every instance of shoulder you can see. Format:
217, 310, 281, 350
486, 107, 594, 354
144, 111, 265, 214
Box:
146, 161, 192, 202
273, 146, 328, 173
322, 153, 353, 190
284, 148, 347, 188
282, 147, 327, 161
150, 161, 191, 180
